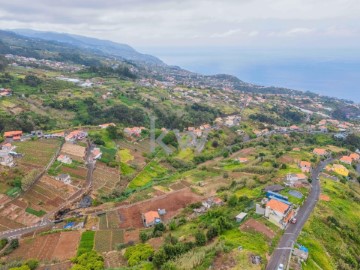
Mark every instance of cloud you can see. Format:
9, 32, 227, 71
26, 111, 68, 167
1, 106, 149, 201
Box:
0, 0, 358, 47
211, 29, 242, 38
286, 27, 315, 35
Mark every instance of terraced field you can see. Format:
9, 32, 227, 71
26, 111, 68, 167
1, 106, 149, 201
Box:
8, 231, 80, 262
93, 163, 121, 196
14, 139, 61, 169
0, 175, 79, 227
94, 229, 124, 253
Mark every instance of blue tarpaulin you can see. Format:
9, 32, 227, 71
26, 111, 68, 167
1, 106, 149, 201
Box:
64, 222, 75, 229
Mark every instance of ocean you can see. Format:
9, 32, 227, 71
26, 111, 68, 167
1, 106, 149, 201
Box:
140, 47, 360, 103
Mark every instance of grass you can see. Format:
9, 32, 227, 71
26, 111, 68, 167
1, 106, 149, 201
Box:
128, 160, 167, 189
119, 149, 134, 163
120, 162, 135, 175
220, 228, 269, 259
77, 230, 95, 255
6, 187, 21, 197
99, 146, 117, 164
298, 178, 360, 269
25, 207, 46, 217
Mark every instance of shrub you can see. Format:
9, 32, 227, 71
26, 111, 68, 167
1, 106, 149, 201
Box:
71, 250, 104, 270
124, 243, 154, 267
195, 231, 206, 246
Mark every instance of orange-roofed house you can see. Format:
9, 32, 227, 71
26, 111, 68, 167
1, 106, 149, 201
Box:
313, 148, 328, 156
4, 131, 23, 141
286, 173, 307, 186
265, 199, 292, 228
340, 156, 352, 165
349, 153, 360, 162
237, 157, 249, 163
299, 161, 312, 173
142, 211, 161, 227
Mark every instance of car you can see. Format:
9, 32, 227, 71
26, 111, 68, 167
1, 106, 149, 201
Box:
291, 218, 297, 224
278, 264, 284, 270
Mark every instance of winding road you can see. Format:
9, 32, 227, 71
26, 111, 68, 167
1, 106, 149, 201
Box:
266, 157, 333, 270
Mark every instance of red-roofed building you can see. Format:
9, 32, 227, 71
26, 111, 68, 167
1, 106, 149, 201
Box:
142, 211, 161, 227
313, 148, 328, 156
340, 156, 352, 165
265, 199, 293, 229
4, 131, 23, 141
299, 161, 312, 173
98, 123, 116, 129
350, 153, 360, 162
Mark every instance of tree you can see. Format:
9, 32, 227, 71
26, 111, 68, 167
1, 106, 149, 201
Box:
106, 125, 123, 140
228, 195, 238, 207
24, 75, 42, 87
71, 251, 104, 270
139, 231, 148, 243
153, 248, 167, 268
195, 231, 206, 246
0, 55, 8, 72
206, 225, 219, 240
124, 243, 154, 267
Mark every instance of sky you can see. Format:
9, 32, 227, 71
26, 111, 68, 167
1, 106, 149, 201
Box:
0, 0, 360, 101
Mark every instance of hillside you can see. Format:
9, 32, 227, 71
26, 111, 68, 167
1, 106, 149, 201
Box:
0, 29, 360, 270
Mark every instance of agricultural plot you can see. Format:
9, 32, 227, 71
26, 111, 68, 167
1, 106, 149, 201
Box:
60, 142, 86, 161
99, 210, 121, 230
93, 163, 121, 196
13, 139, 61, 169
0, 175, 79, 227
94, 229, 124, 253
48, 161, 87, 187
118, 188, 202, 228
77, 230, 95, 255
127, 160, 168, 189
8, 231, 80, 262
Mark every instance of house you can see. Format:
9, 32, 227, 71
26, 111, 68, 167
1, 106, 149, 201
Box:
91, 148, 102, 160
55, 174, 71, 184
318, 126, 328, 133
124, 127, 146, 137
332, 164, 349, 177
349, 153, 360, 162
142, 211, 161, 227
263, 185, 285, 193
0, 150, 15, 167
313, 148, 328, 156
65, 130, 87, 142
299, 161, 312, 173
4, 131, 23, 141
286, 173, 307, 186
31, 130, 44, 138
237, 157, 248, 163
212, 197, 224, 206
264, 198, 293, 229
1, 143, 15, 151
98, 123, 116, 129
57, 154, 72, 164
340, 156, 352, 165
235, 212, 247, 222
289, 125, 300, 131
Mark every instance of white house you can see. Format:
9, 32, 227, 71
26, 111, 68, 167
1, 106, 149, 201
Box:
55, 174, 71, 184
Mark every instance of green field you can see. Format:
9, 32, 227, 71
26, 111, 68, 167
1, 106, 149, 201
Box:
25, 207, 46, 217
77, 230, 95, 255
298, 178, 360, 270
128, 160, 167, 189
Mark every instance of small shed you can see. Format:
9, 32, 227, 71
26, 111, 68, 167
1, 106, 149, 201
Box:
236, 212, 247, 222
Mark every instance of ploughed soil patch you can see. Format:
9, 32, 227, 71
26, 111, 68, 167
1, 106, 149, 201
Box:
240, 218, 275, 239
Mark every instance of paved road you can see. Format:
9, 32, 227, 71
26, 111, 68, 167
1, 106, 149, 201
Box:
0, 221, 54, 239
266, 158, 333, 270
